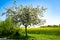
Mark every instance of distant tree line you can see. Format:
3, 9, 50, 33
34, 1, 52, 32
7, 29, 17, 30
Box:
40, 24, 60, 27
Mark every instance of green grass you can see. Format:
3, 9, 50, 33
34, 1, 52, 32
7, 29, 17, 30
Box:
20, 27, 60, 40
28, 34, 60, 40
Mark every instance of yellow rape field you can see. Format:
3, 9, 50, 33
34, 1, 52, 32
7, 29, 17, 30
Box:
21, 27, 60, 35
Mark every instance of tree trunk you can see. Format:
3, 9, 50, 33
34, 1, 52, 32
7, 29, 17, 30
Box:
25, 25, 27, 37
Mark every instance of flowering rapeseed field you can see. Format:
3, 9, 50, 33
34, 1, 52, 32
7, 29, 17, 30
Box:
21, 27, 60, 35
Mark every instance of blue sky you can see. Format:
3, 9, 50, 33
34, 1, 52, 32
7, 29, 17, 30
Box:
0, 0, 60, 25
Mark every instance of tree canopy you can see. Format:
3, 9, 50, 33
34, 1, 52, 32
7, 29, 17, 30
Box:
2, 5, 46, 26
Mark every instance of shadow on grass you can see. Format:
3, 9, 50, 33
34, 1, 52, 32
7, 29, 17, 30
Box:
7, 35, 35, 40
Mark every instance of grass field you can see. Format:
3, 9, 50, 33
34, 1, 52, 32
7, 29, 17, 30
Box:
28, 34, 60, 40
21, 27, 60, 40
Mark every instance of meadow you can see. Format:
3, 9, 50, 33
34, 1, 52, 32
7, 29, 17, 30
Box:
0, 20, 60, 40
21, 27, 60, 40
